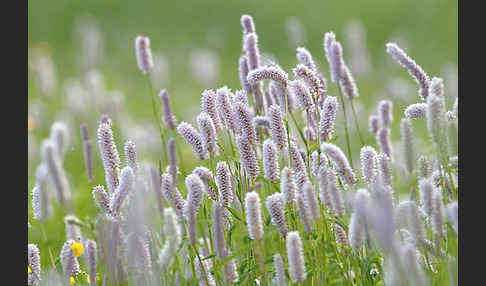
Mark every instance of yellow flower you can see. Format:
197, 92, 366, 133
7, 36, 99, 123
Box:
95, 275, 100, 281
71, 241, 84, 257
70, 277, 75, 285
28, 265, 31, 274
28, 116, 35, 132
86, 275, 90, 283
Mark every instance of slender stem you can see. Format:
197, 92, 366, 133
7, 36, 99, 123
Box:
145, 74, 168, 164
350, 100, 365, 146
284, 92, 293, 168
336, 86, 353, 167
305, 112, 312, 178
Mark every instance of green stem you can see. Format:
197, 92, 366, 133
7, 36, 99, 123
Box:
350, 100, 365, 146
336, 86, 353, 167
145, 74, 168, 165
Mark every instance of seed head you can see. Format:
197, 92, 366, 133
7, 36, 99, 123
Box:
319, 96, 338, 142
289, 79, 314, 112
268, 105, 288, 150
238, 55, 252, 93
376, 127, 392, 159
234, 89, 249, 105
201, 89, 223, 132
426, 77, 449, 162
401, 118, 415, 173
273, 253, 287, 286
216, 86, 237, 133
216, 162, 233, 207
160, 89, 177, 130
418, 178, 434, 217
265, 193, 288, 238
281, 167, 297, 204
349, 212, 365, 251
303, 181, 320, 221
185, 173, 205, 212
253, 115, 270, 130
296, 47, 317, 71
408, 201, 426, 246
161, 173, 185, 218
377, 153, 393, 187
329, 41, 344, 83
286, 231, 306, 283
247, 65, 288, 86
263, 139, 280, 183
236, 135, 259, 179
404, 103, 427, 119
288, 138, 306, 174
386, 43, 429, 100
321, 142, 356, 187
293, 64, 324, 95
212, 201, 226, 259
32, 164, 51, 221
244, 33, 260, 71
109, 166, 134, 217
323, 31, 336, 63
431, 189, 444, 237
234, 101, 257, 145
244, 191, 263, 240
124, 140, 138, 174
240, 14, 255, 34
327, 170, 345, 217
296, 193, 312, 234
311, 150, 327, 177
97, 122, 120, 194
80, 123, 93, 182
378, 100, 393, 127
177, 122, 206, 160
223, 256, 239, 283
333, 224, 348, 246
318, 166, 333, 213
369, 115, 379, 134
42, 139, 72, 207
50, 121, 70, 159
184, 201, 197, 246
193, 166, 217, 201
60, 240, 81, 279
86, 240, 97, 286
28, 244, 41, 285
360, 146, 378, 185
402, 243, 427, 286
339, 64, 359, 99
197, 112, 218, 155
92, 185, 112, 217
135, 35, 153, 73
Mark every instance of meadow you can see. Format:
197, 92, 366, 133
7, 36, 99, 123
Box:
28, 0, 458, 285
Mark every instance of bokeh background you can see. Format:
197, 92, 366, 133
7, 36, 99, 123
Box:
28, 0, 457, 268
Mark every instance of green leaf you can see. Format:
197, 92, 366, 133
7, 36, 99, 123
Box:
328, 136, 338, 143
226, 207, 244, 222
202, 254, 216, 260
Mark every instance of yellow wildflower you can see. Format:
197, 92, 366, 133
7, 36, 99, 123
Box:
70, 277, 75, 285
28, 265, 31, 274
71, 241, 84, 257
86, 274, 90, 283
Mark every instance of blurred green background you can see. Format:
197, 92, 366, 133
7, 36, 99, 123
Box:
28, 0, 457, 268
